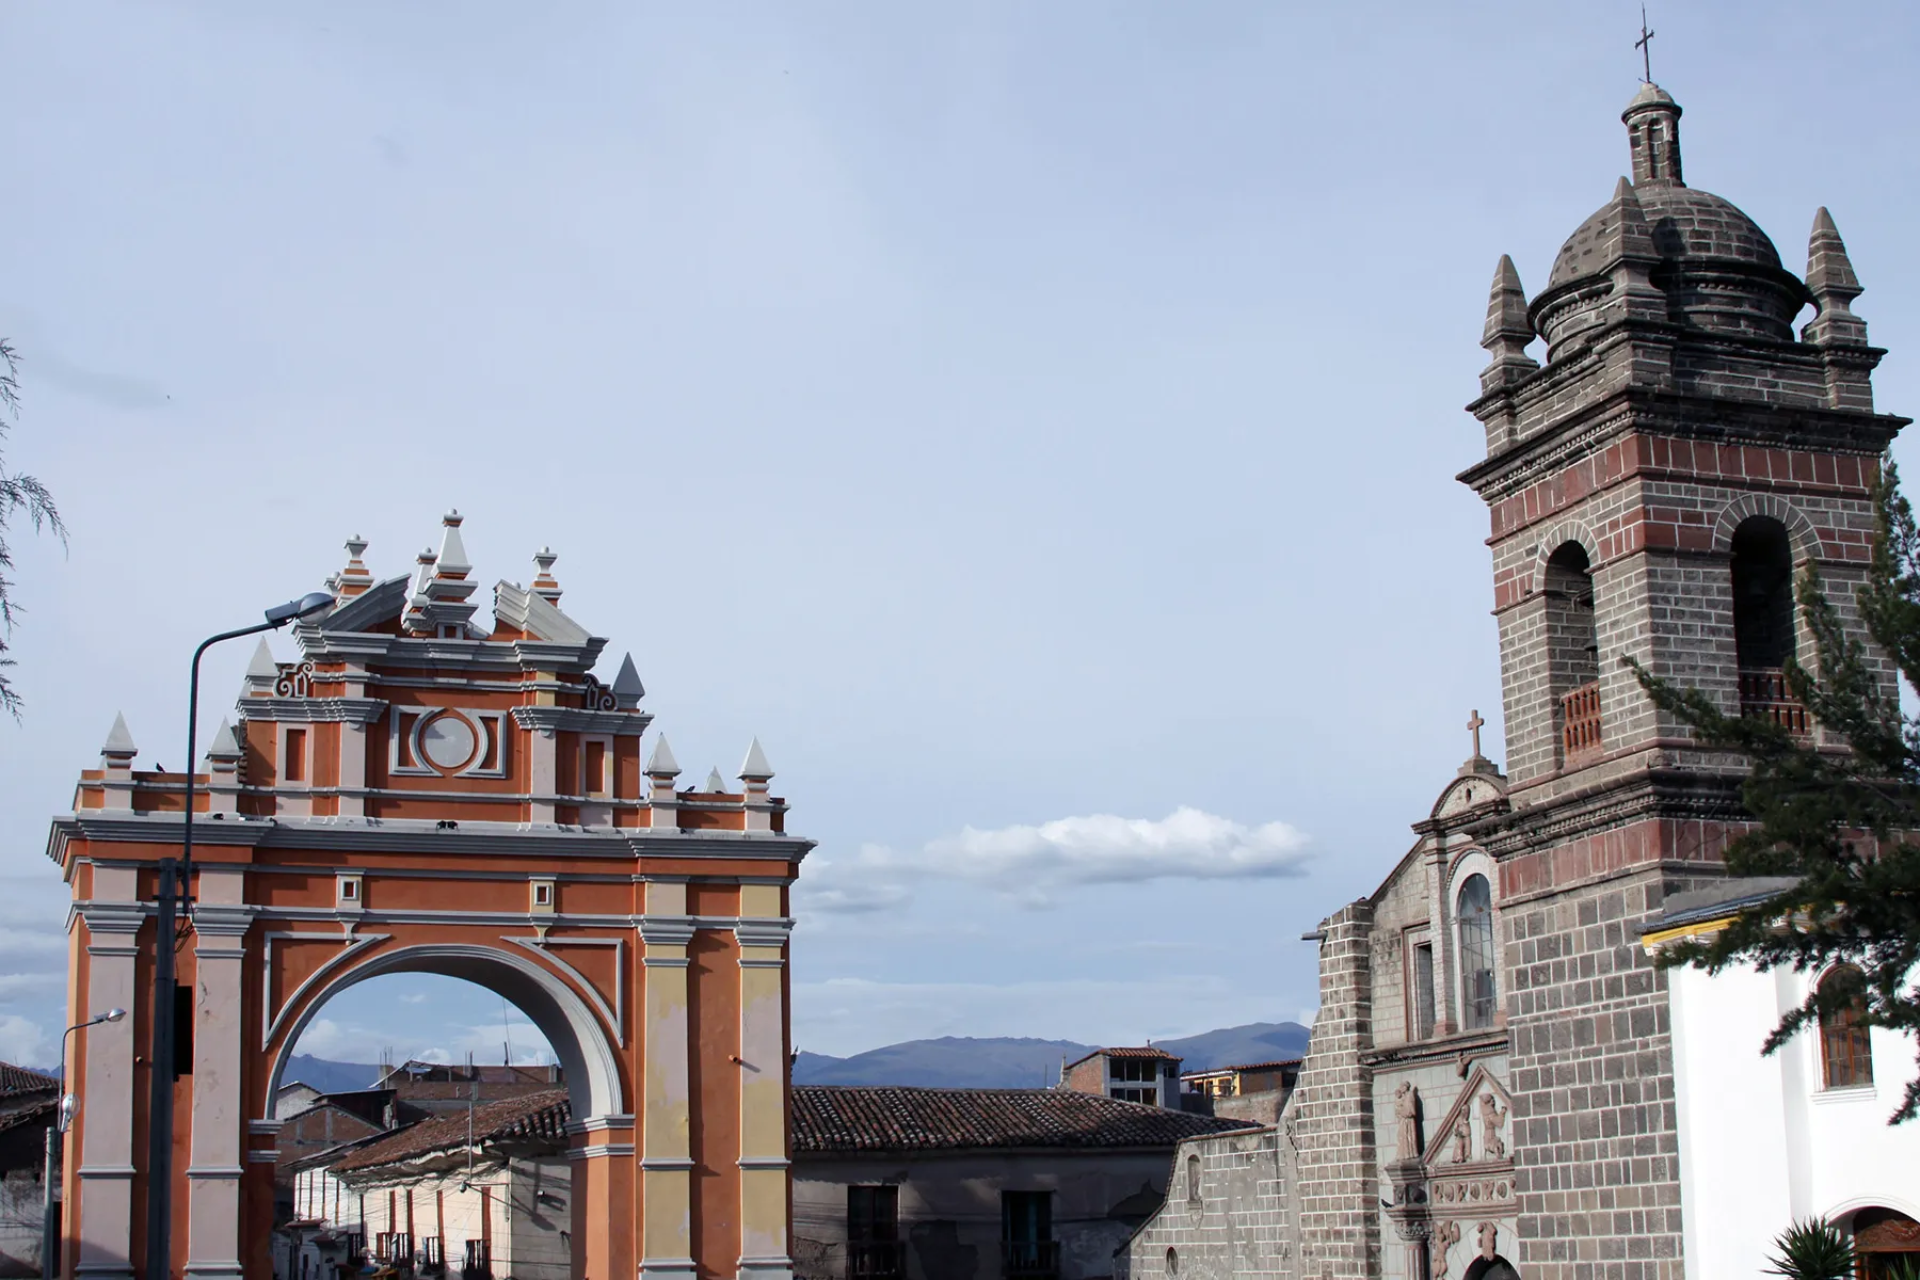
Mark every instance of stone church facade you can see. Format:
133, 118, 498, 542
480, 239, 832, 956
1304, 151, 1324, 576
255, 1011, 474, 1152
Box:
1129, 79, 1905, 1280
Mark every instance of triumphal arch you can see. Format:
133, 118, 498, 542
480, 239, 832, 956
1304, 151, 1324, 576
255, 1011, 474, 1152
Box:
47, 512, 810, 1280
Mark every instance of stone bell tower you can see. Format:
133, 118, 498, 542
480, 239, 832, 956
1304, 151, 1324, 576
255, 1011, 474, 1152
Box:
1458, 83, 1907, 1280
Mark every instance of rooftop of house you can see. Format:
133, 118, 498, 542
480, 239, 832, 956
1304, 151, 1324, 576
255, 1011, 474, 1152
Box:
1180, 1058, 1302, 1080
792, 1086, 1256, 1154
329, 1090, 570, 1177
0, 1063, 58, 1098
1061, 1045, 1179, 1072
1640, 876, 1802, 936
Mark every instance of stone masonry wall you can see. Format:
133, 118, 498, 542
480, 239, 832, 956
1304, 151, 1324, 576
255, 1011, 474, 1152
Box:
1290, 902, 1380, 1280
1501, 861, 1725, 1280
1127, 1130, 1291, 1280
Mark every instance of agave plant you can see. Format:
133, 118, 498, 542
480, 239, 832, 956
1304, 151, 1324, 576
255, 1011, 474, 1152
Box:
1765, 1217, 1855, 1280
1880, 1255, 1920, 1280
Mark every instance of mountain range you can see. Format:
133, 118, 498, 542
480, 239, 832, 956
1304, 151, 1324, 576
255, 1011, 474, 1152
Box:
279, 1021, 1312, 1095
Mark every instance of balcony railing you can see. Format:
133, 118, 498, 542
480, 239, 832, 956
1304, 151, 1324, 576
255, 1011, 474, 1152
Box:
1739, 667, 1810, 735
849, 1240, 904, 1280
1003, 1240, 1061, 1280
1561, 680, 1603, 760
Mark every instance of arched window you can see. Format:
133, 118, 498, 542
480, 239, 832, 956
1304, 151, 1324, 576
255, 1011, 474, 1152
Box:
1457, 873, 1497, 1030
1819, 965, 1873, 1090
1185, 1154, 1201, 1205
1545, 543, 1601, 762
1731, 516, 1806, 732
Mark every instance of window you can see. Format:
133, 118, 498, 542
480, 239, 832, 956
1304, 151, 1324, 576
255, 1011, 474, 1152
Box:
463, 1238, 491, 1279
1185, 1154, 1201, 1205
421, 1237, 443, 1268
1002, 1192, 1057, 1280
1410, 940, 1436, 1040
584, 739, 608, 796
1457, 874, 1497, 1030
1819, 965, 1874, 1090
848, 1186, 901, 1280
1545, 542, 1601, 761
1167, 1248, 1180, 1278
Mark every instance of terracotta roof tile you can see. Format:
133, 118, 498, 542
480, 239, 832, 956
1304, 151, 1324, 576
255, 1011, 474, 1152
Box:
792, 1086, 1255, 1153
0, 1062, 58, 1097
330, 1090, 569, 1174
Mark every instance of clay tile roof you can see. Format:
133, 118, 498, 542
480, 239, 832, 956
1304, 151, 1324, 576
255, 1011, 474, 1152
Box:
329, 1090, 569, 1174
791, 1086, 1255, 1154
0, 1063, 58, 1097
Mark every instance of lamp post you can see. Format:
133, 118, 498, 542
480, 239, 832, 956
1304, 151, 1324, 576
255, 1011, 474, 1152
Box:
46, 1008, 127, 1280
146, 591, 333, 1280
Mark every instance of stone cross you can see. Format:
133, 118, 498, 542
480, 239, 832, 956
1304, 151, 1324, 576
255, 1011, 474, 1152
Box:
1635, 6, 1656, 83
1467, 709, 1485, 759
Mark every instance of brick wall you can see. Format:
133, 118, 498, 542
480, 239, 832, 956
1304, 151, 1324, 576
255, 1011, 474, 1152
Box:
1127, 1131, 1292, 1280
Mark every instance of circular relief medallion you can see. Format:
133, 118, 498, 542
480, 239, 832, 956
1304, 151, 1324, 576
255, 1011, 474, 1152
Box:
420, 713, 477, 771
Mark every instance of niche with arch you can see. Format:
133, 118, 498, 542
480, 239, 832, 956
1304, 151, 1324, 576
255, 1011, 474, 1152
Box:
1456, 873, 1498, 1031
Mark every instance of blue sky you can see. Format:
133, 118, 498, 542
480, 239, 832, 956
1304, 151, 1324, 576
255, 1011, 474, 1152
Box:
2, 1, 1919, 1069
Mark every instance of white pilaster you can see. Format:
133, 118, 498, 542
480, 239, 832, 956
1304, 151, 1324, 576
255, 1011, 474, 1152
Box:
185, 872, 252, 1280
76, 867, 144, 1280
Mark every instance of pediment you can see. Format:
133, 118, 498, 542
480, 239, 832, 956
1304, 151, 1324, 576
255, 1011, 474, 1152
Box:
493, 581, 594, 646
1432, 772, 1505, 820
1422, 1064, 1512, 1174
318, 575, 411, 634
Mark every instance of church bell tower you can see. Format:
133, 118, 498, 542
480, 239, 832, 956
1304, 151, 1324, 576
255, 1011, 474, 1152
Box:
1457, 83, 1907, 1280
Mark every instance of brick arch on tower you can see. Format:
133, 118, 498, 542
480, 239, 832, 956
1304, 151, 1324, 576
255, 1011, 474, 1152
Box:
262, 940, 628, 1122
1527, 520, 1603, 593
1711, 493, 1822, 564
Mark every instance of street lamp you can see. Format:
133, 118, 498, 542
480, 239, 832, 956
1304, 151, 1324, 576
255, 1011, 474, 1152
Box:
46, 1009, 127, 1279
146, 591, 332, 1280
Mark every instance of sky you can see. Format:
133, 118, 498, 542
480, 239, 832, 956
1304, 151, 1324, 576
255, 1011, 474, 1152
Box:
3, 1, 1920, 1072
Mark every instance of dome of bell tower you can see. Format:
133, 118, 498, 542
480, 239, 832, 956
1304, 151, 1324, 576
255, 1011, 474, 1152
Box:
1528, 84, 1811, 356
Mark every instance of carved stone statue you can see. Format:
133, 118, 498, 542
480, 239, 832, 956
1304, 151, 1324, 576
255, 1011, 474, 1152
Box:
1394, 1081, 1421, 1161
1477, 1221, 1499, 1262
1478, 1093, 1507, 1160
1430, 1220, 1461, 1280
1451, 1113, 1471, 1164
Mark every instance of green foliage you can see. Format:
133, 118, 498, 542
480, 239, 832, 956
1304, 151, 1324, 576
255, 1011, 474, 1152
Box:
1629, 455, 1920, 1124
1764, 1217, 1856, 1280
0, 337, 66, 717
1880, 1254, 1920, 1280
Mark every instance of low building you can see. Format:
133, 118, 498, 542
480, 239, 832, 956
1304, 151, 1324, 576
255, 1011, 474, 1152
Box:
792, 1084, 1254, 1280
373, 1060, 564, 1117
323, 1089, 572, 1280
1643, 880, 1920, 1279
0, 1064, 60, 1279
1060, 1049, 1182, 1108
1177, 1061, 1300, 1128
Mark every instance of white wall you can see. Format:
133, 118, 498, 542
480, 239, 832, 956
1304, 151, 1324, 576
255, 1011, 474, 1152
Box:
1670, 960, 1920, 1280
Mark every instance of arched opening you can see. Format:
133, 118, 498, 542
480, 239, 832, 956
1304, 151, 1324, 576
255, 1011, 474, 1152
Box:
1463, 1255, 1521, 1280
1818, 965, 1874, 1090
265, 945, 624, 1280
1185, 1154, 1201, 1205
1847, 1207, 1920, 1280
1544, 542, 1601, 763
1731, 516, 1807, 732
1456, 874, 1497, 1031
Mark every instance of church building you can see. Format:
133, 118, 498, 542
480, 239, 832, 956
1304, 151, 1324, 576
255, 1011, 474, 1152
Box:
1127, 78, 1918, 1280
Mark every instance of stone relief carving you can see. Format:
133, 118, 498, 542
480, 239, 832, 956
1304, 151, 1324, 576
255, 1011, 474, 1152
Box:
1477, 1222, 1499, 1262
1394, 1081, 1422, 1161
1478, 1092, 1506, 1160
1450, 1113, 1471, 1164
1430, 1220, 1461, 1280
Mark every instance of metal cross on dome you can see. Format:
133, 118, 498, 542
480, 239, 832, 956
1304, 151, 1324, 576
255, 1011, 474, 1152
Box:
1635, 5, 1656, 83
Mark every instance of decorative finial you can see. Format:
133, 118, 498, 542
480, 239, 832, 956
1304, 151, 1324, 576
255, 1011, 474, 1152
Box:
101, 712, 137, 759
329, 534, 375, 599
531, 547, 562, 604
705, 767, 727, 793
739, 737, 775, 782
1479, 255, 1537, 391
1635, 6, 1655, 83
611, 653, 645, 707
645, 734, 681, 778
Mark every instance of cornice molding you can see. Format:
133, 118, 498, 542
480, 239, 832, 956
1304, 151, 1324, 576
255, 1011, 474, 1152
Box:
511, 706, 655, 737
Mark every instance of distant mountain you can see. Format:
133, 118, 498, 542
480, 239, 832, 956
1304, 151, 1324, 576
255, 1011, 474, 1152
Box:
791, 1022, 1312, 1088
281, 1054, 383, 1095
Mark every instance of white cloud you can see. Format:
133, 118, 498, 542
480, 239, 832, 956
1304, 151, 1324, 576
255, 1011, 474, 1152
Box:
292, 1014, 554, 1068
797, 806, 1309, 913
0, 1015, 52, 1069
